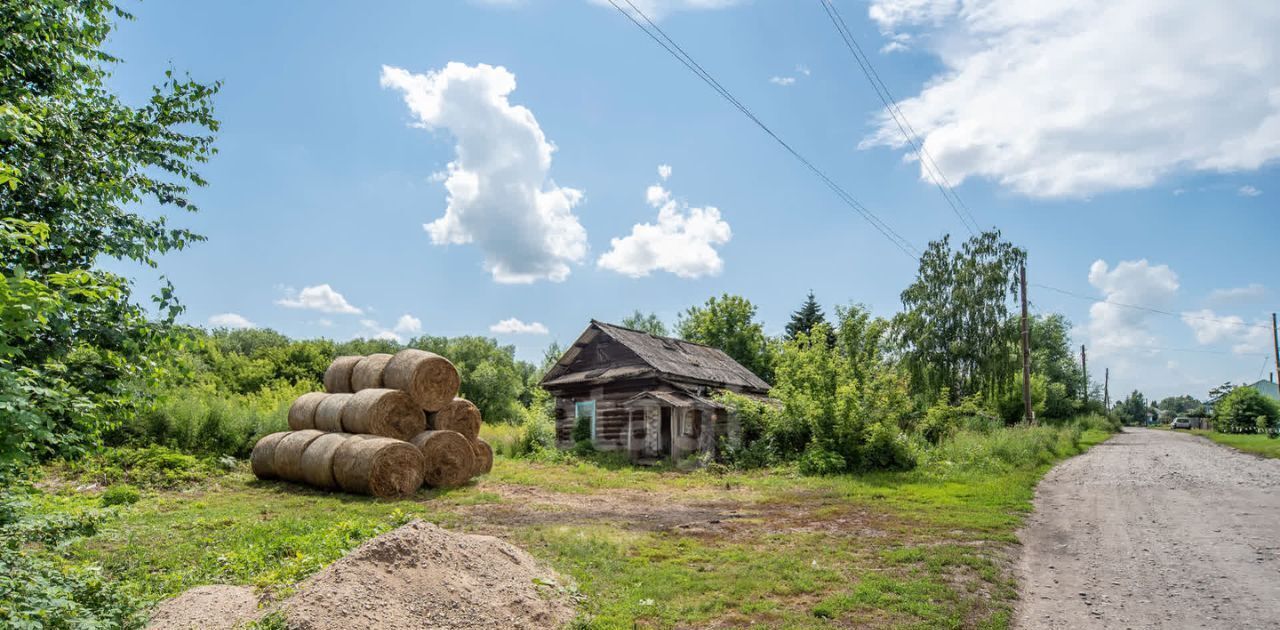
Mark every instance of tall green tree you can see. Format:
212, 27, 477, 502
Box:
0, 1, 219, 467
785, 291, 829, 341
1114, 390, 1149, 425
677, 294, 774, 383
620, 310, 667, 337
895, 230, 1026, 404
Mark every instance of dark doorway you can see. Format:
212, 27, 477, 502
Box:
660, 407, 672, 457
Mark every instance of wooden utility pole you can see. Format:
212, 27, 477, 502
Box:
1081, 345, 1088, 406
1020, 264, 1034, 424
1272, 313, 1279, 400
1104, 368, 1110, 412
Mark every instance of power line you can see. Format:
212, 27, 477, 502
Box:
816, 0, 980, 235
604, 0, 920, 259
1031, 283, 1273, 331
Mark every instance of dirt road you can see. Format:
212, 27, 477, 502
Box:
1016, 428, 1280, 628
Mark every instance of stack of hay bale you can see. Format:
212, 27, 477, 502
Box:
250, 349, 493, 497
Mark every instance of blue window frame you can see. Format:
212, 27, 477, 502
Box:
575, 400, 597, 441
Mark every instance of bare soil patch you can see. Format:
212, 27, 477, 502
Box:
147, 585, 262, 630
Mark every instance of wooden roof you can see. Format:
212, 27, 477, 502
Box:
540, 320, 771, 393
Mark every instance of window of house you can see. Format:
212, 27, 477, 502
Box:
575, 400, 597, 441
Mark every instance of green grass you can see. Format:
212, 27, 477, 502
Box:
1191, 429, 1280, 458
22, 423, 1113, 629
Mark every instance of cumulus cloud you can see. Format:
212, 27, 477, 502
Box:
276, 284, 362, 314
381, 62, 588, 284
1238, 185, 1262, 197
598, 165, 731, 278
358, 319, 403, 342
657, 164, 672, 180
864, 0, 1280, 197
393, 314, 422, 335
208, 313, 254, 329
769, 76, 797, 86
489, 317, 550, 335
588, 0, 744, 20
1085, 259, 1179, 355
1182, 309, 1270, 355
1209, 283, 1267, 305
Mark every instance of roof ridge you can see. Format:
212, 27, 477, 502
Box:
592, 319, 722, 352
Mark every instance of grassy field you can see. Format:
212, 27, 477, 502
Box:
21, 425, 1112, 629
1191, 430, 1280, 459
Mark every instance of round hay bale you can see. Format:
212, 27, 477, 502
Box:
383, 349, 460, 412
341, 388, 425, 440
314, 393, 354, 433
427, 397, 481, 441
409, 430, 475, 489
299, 432, 350, 489
323, 356, 362, 393
287, 392, 327, 431
471, 438, 493, 476
333, 436, 425, 497
250, 432, 291, 480
272, 430, 325, 482
350, 353, 393, 391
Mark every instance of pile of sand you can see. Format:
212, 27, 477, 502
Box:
149, 521, 574, 630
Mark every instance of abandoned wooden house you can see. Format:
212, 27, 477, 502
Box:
539, 320, 771, 462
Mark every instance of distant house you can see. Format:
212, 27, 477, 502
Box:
1247, 378, 1280, 402
539, 320, 771, 463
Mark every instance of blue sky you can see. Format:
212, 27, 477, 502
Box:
103, 0, 1278, 401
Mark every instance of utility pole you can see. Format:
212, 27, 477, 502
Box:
1104, 367, 1110, 412
1272, 313, 1279, 401
1081, 345, 1088, 406
1020, 264, 1034, 425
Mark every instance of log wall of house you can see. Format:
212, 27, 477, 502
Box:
551, 378, 658, 451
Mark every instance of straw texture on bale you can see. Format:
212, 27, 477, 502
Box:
471, 439, 493, 476
313, 393, 353, 433
323, 356, 362, 393
272, 430, 325, 482
250, 432, 290, 479
298, 432, 350, 489
342, 389, 425, 441
383, 349, 460, 412
409, 430, 474, 489
287, 392, 326, 431
427, 397, 481, 441
350, 353, 393, 391
333, 436, 425, 497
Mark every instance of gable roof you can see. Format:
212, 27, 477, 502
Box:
540, 320, 771, 393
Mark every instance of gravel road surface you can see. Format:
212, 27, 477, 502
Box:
1016, 428, 1280, 629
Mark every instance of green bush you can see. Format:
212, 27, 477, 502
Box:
919, 391, 999, 444
100, 485, 141, 507
858, 422, 918, 471
1213, 387, 1280, 434
69, 446, 219, 489
572, 412, 593, 444
798, 444, 846, 476
111, 382, 301, 458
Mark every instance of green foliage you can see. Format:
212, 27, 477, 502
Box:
995, 373, 1047, 424
620, 310, 667, 337
1213, 386, 1280, 434
1156, 394, 1205, 421
784, 290, 830, 342
411, 336, 535, 423
920, 391, 999, 445
517, 389, 557, 455
0, 0, 220, 475
896, 231, 1025, 404
68, 446, 220, 489
100, 485, 140, 507
572, 412, 593, 444
1113, 390, 1150, 426
677, 294, 775, 383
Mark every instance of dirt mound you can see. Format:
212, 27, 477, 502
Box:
147, 585, 262, 629
281, 519, 576, 629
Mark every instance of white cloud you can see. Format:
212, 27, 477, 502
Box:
393, 314, 422, 335
1208, 283, 1267, 304
381, 62, 588, 284
598, 165, 731, 278
276, 284, 362, 314
317, 319, 334, 328
657, 164, 672, 180
588, 0, 744, 20
796, 64, 811, 76
489, 317, 550, 335
1085, 259, 1179, 355
1182, 309, 1270, 355
208, 313, 254, 329
769, 76, 797, 87
358, 319, 403, 342
864, 0, 1280, 197
1238, 185, 1262, 197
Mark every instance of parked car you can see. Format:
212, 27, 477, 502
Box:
1170, 417, 1193, 430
